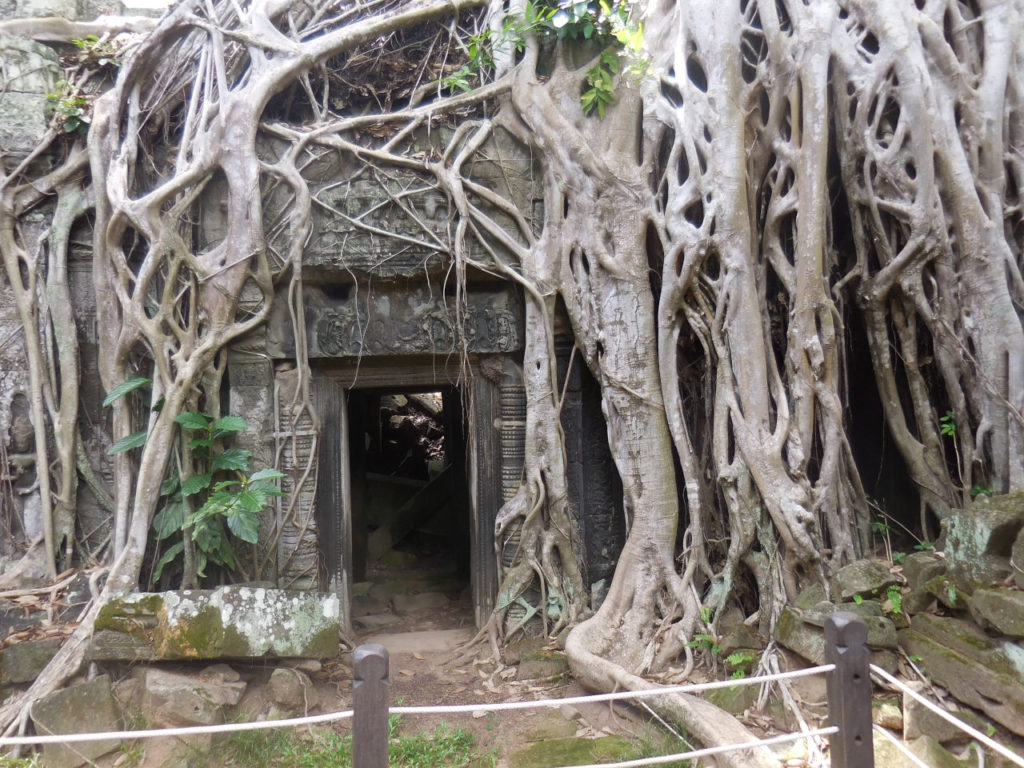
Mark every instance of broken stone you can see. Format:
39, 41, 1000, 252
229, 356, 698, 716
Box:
392, 592, 450, 613
0, 637, 62, 684
967, 588, 1024, 637
268, 667, 319, 713
908, 735, 972, 768
898, 614, 1024, 736
793, 583, 827, 610
944, 494, 1024, 594
902, 551, 947, 614
776, 607, 825, 664
90, 587, 340, 661
718, 622, 765, 656
30, 675, 120, 768
1013, 528, 1024, 590
903, 681, 993, 743
141, 667, 246, 728
873, 698, 903, 730
801, 600, 898, 649
199, 663, 241, 684
830, 558, 898, 602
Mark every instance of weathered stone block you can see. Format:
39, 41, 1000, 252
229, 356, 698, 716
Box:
30, 676, 120, 768
830, 559, 898, 602
968, 588, 1024, 637
903, 551, 946, 593
903, 680, 993, 743
1014, 528, 1024, 590
90, 587, 340, 661
268, 667, 319, 715
898, 614, 1024, 736
141, 667, 246, 727
945, 494, 1024, 593
0, 37, 60, 164
799, 601, 898, 649
872, 698, 903, 730
0, 637, 61, 684
516, 647, 569, 680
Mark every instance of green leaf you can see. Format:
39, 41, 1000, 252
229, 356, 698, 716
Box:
237, 489, 266, 514
153, 500, 186, 540
180, 473, 212, 497
227, 507, 260, 543
108, 430, 148, 455
160, 474, 180, 497
153, 541, 184, 582
211, 448, 252, 473
212, 479, 242, 492
175, 412, 212, 430
249, 482, 286, 498
249, 468, 284, 483
213, 415, 247, 435
189, 436, 212, 449
102, 377, 151, 407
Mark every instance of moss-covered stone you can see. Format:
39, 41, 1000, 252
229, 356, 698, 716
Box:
830, 558, 898, 602
899, 615, 1024, 736
945, 494, 1024, 593
89, 587, 340, 661
508, 736, 633, 768
968, 589, 1024, 637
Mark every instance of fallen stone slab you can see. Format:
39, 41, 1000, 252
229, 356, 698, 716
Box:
0, 637, 62, 684
830, 559, 898, 602
392, 592, 450, 614
90, 587, 340, 661
30, 675, 120, 768
899, 614, 1024, 736
945, 493, 1024, 593
968, 588, 1024, 637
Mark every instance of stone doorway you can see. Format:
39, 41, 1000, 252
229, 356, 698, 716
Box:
313, 357, 515, 634
345, 387, 472, 633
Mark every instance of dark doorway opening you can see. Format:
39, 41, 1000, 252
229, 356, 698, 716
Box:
346, 387, 472, 633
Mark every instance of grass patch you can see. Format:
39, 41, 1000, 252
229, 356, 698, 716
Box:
198, 722, 479, 768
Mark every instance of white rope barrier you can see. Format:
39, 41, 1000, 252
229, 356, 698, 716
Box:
0, 664, 834, 749
872, 724, 934, 768
543, 726, 839, 768
870, 664, 1024, 768
390, 664, 836, 715
0, 709, 354, 747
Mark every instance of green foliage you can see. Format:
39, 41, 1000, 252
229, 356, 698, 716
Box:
971, 484, 993, 498
939, 410, 957, 436
151, 412, 285, 583
46, 81, 91, 134
685, 632, 721, 654
724, 649, 757, 679
441, 0, 643, 117
885, 584, 903, 616
102, 377, 152, 407
108, 430, 148, 455
70, 34, 122, 68
914, 540, 935, 552
892, 551, 906, 564
852, 594, 863, 605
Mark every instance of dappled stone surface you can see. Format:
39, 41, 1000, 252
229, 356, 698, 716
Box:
944, 494, 1024, 593
898, 614, 1024, 736
30, 675, 120, 768
902, 680, 992, 743
90, 587, 340, 661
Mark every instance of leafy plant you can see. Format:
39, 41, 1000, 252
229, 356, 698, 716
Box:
939, 410, 957, 436
685, 632, 721, 654
914, 540, 935, 552
70, 33, 122, 68
46, 81, 91, 135
852, 594, 863, 605
441, 0, 645, 117
724, 649, 758, 679
152, 412, 284, 582
892, 551, 906, 564
885, 584, 903, 616
971, 484, 993, 498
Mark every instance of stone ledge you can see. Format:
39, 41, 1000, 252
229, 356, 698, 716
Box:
89, 586, 340, 661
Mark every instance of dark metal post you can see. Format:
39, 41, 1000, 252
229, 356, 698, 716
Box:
353, 644, 390, 768
825, 612, 873, 768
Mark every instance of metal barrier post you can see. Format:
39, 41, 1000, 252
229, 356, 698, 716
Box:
354, 644, 390, 768
825, 612, 873, 768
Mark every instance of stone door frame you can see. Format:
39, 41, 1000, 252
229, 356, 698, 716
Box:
313, 355, 511, 632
